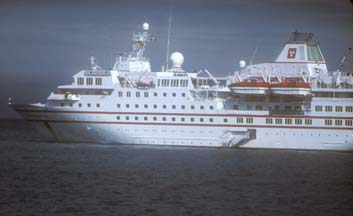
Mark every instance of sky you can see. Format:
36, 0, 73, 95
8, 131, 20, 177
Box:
0, 0, 352, 118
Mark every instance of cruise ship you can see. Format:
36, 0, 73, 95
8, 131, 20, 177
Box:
10, 23, 353, 151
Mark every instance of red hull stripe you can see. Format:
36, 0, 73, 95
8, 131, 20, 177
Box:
27, 119, 353, 131
16, 109, 353, 120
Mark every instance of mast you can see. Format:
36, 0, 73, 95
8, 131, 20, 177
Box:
166, 4, 172, 70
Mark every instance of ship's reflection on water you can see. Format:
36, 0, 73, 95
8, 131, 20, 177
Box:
0, 119, 352, 215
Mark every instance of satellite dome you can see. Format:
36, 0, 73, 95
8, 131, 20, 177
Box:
143, 22, 149, 31
239, 60, 246, 68
170, 52, 184, 69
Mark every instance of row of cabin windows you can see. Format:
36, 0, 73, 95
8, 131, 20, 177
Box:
116, 116, 217, 123
233, 105, 302, 112
118, 91, 186, 98
60, 103, 100, 108
265, 118, 312, 125
117, 104, 214, 110
77, 77, 102, 86
158, 79, 189, 87
325, 119, 352, 126
315, 105, 353, 112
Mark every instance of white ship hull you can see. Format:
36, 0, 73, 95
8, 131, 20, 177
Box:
13, 104, 353, 151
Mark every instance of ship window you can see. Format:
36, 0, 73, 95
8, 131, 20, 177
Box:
96, 103, 100, 108
182, 93, 186, 97
345, 106, 353, 112
118, 91, 123, 97
307, 45, 323, 62
144, 116, 148, 121
157, 79, 160, 87
162, 117, 166, 121
325, 119, 332, 126
315, 106, 322, 112
136, 92, 140, 97
126, 104, 130, 108
266, 118, 273, 124
191, 105, 195, 110
135, 116, 139, 121
181, 117, 185, 122
255, 105, 263, 111
163, 105, 166, 109
60, 103, 65, 107
210, 106, 214, 110
144, 104, 148, 109
274, 105, 280, 111
77, 77, 84, 85
200, 118, 204, 122
191, 118, 195, 122
153, 104, 157, 109
154, 92, 158, 97
224, 118, 228, 123
275, 118, 282, 124
69, 103, 73, 107
126, 92, 131, 97
285, 119, 292, 125
87, 103, 91, 107
285, 106, 291, 111
153, 117, 157, 121
163, 92, 167, 97
116, 116, 120, 120
86, 78, 93, 85
181, 105, 185, 109
172, 105, 176, 109
172, 117, 176, 122
295, 119, 302, 125
125, 116, 129, 120
209, 118, 213, 122
172, 93, 176, 97
78, 103, 82, 107
95, 78, 102, 85
305, 119, 312, 125
325, 106, 332, 112
135, 104, 139, 108
236, 117, 243, 124
335, 120, 342, 126
117, 104, 120, 108
144, 92, 148, 98
345, 120, 353, 126
200, 105, 204, 110
246, 117, 253, 124
335, 106, 343, 112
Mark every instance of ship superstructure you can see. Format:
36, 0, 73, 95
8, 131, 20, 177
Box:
11, 24, 353, 151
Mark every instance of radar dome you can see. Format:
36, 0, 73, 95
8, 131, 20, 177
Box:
143, 22, 149, 31
239, 60, 246, 68
170, 52, 184, 69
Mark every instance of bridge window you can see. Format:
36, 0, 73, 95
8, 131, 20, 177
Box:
86, 78, 93, 85
95, 78, 102, 85
77, 77, 84, 85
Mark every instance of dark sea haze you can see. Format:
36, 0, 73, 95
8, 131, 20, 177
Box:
0, 119, 352, 216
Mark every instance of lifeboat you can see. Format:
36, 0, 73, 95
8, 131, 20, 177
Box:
229, 78, 270, 95
270, 78, 311, 96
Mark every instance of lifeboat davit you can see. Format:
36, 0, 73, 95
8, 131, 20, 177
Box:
270, 78, 311, 96
229, 78, 270, 95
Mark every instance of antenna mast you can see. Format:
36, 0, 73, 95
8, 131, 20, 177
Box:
166, 3, 172, 70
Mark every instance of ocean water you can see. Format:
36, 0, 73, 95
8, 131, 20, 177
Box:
0, 119, 352, 216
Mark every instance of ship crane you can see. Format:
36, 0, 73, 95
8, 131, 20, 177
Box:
334, 47, 352, 87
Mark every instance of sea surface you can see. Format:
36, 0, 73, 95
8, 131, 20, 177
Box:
0, 119, 352, 216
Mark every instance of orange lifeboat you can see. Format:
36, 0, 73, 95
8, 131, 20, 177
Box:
270, 78, 311, 96
229, 78, 270, 95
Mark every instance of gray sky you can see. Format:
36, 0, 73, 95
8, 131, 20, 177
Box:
1, 0, 352, 118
